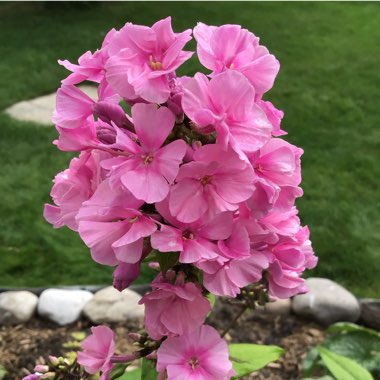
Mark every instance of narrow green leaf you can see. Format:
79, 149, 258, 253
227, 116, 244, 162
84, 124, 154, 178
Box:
141, 358, 158, 380
229, 343, 284, 378
318, 346, 374, 380
207, 293, 216, 317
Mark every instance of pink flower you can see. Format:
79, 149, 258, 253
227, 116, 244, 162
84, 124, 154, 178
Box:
197, 251, 269, 298
105, 17, 193, 103
59, 28, 117, 85
44, 150, 108, 231
77, 325, 115, 380
182, 71, 272, 159
102, 103, 186, 203
266, 260, 307, 299
22, 375, 41, 380
77, 180, 156, 265
52, 81, 119, 129
194, 23, 280, 95
258, 100, 286, 136
152, 200, 233, 264
156, 325, 234, 380
139, 273, 211, 340
169, 144, 254, 223
249, 138, 303, 187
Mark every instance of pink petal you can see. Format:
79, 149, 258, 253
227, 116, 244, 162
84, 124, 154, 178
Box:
132, 104, 175, 150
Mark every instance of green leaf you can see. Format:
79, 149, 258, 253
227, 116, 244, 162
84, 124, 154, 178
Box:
318, 346, 374, 380
0, 365, 7, 380
303, 346, 323, 376
141, 358, 158, 380
327, 322, 380, 338
207, 293, 216, 317
323, 330, 380, 375
117, 368, 141, 380
303, 376, 335, 380
229, 343, 284, 378
110, 363, 129, 379
157, 251, 179, 273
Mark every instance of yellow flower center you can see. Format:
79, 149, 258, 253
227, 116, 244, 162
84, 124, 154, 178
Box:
149, 55, 163, 70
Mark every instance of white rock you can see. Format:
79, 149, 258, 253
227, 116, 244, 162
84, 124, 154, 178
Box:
83, 286, 144, 323
5, 85, 97, 125
0, 291, 38, 324
38, 288, 93, 325
292, 278, 360, 325
264, 298, 292, 315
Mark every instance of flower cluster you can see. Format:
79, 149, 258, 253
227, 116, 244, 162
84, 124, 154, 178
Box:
44, 17, 317, 380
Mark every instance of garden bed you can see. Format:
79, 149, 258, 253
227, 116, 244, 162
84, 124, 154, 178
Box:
0, 299, 325, 380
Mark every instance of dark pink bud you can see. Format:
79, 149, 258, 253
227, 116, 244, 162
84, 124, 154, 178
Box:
113, 262, 141, 292
93, 101, 133, 131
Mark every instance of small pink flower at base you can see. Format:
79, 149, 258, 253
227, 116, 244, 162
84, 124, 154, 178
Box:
77, 326, 115, 379
157, 325, 234, 380
139, 273, 211, 340
182, 71, 272, 159
193, 22, 280, 96
169, 144, 254, 223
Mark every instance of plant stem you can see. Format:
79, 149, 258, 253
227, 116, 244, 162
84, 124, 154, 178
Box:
221, 304, 249, 338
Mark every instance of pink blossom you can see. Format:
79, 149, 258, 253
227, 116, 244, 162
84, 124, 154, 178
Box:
52, 81, 119, 130
44, 150, 108, 231
169, 144, 254, 223
258, 100, 286, 136
59, 28, 117, 85
267, 260, 307, 299
139, 273, 211, 340
102, 103, 186, 203
105, 17, 193, 103
249, 138, 303, 187
156, 325, 234, 380
77, 180, 156, 265
151, 199, 233, 263
77, 325, 115, 380
194, 23, 279, 95
182, 71, 272, 158
197, 251, 269, 298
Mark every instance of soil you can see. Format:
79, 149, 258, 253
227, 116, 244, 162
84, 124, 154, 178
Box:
0, 299, 326, 380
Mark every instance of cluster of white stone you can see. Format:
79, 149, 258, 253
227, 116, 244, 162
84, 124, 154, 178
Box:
0, 278, 378, 329
0, 286, 144, 326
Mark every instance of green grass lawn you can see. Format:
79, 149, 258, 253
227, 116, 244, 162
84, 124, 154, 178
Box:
0, 2, 379, 296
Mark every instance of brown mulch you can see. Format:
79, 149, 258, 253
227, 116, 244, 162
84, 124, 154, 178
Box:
0, 299, 325, 380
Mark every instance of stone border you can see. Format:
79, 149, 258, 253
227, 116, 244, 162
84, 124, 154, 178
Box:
0, 278, 379, 330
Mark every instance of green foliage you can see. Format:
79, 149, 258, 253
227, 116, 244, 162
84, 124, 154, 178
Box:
0, 3, 380, 295
110, 364, 130, 380
117, 368, 141, 380
156, 251, 179, 273
229, 343, 284, 378
304, 323, 380, 379
141, 358, 158, 380
318, 347, 373, 380
0, 364, 7, 380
